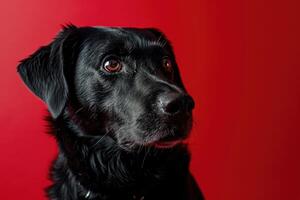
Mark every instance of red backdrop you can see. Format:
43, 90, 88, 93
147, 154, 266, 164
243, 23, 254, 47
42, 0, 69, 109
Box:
0, 0, 299, 199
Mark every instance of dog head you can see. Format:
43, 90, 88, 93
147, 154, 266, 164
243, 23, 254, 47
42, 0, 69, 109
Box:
18, 25, 195, 150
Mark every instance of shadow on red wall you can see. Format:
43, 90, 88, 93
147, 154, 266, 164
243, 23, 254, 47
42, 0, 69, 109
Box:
0, 0, 299, 199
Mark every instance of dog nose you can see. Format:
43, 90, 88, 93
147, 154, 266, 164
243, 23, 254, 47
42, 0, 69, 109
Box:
158, 93, 195, 115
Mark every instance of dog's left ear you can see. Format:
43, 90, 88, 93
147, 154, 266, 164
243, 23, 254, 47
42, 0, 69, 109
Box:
17, 25, 77, 118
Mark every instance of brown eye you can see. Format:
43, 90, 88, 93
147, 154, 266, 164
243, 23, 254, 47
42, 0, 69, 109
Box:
162, 58, 172, 72
103, 59, 122, 73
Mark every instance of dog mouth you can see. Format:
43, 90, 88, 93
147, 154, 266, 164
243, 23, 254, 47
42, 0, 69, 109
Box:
119, 121, 192, 150
149, 140, 183, 148
145, 132, 187, 148
120, 134, 187, 150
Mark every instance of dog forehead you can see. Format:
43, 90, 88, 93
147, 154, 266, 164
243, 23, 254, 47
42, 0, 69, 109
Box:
80, 28, 133, 52
87, 26, 165, 50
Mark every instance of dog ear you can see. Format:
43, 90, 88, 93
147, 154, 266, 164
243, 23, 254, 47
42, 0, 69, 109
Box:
17, 25, 77, 118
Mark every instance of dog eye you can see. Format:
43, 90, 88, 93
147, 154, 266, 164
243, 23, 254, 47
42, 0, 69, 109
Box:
103, 59, 122, 73
162, 58, 172, 72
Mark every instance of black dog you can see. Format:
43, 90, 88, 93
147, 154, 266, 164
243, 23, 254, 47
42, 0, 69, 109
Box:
18, 25, 204, 200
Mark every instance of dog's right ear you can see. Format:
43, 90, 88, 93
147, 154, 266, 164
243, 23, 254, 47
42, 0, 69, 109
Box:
17, 25, 77, 118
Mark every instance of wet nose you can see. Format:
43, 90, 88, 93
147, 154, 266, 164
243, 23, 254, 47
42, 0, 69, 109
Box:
158, 92, 195, 115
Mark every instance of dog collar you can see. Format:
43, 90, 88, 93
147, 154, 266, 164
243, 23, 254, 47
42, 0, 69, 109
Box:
79, 182, 145, 200
83, 189, 145, 200
84, 190, 91, 199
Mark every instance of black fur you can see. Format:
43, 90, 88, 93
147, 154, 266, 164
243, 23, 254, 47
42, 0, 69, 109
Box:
18, 25, 204, 200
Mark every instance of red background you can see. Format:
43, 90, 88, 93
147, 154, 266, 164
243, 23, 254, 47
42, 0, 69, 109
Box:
0, 0, 299, 199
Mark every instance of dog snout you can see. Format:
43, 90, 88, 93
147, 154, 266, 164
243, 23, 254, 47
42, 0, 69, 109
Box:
158, 92, 195, 115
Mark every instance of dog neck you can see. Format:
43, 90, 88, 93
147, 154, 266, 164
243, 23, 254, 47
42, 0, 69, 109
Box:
46, 113, 191, 200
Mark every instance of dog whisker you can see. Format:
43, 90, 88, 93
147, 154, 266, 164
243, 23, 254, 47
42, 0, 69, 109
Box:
91, 131, 111, 148
141, 145, 149, 169
74, 106, 84, 114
